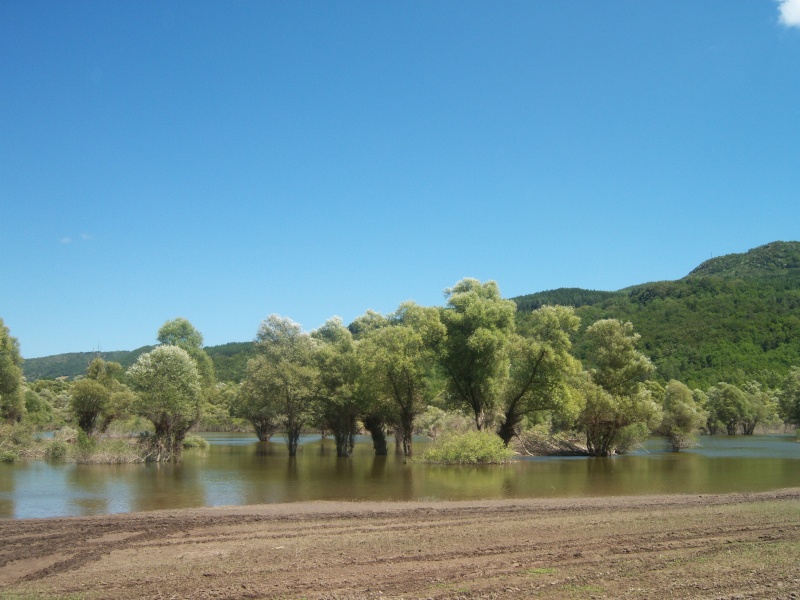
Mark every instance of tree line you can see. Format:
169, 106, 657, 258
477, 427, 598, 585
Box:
2, 277, 800, 462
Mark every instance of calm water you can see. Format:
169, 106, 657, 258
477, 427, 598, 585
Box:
1, 434, 798, 519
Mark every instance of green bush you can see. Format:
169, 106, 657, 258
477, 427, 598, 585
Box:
75, 429, 97, 458
418, 431, 516, 464
45, 440, 68, 461
76, 438, 143, 464
0, 449, 18, 463
182, 433, 210, 450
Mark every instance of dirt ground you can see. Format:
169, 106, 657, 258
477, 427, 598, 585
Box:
1, 490, 799, 600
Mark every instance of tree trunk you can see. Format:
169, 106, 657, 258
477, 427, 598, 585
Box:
286, 423, 301, 456
363, 414, 388, 456
497, 417, 518, 447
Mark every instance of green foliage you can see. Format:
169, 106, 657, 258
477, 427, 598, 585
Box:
127, 345, 202, 461
687, 241, 800, 278
182, 433, 210, 449
237, 315, 318, 454
512, 242, 800, 390
75, 429, 97, 456
206, 342, 256, 383
706, 383, 749, 435
780, 366, 800, 425
45, 439, 69, 460
70, 379, 111, 435
415, 406, 473, 440
359, 302, 445, 456
313, 317, 363, 457
419, 431, 516, 464
157, 317, 204, 348
659, 380, 707, 451
0, 318, 25, 423
438, 278, 517, 430
514, 288, 622, 312
22, 347, 155, 381
578, 320, 660, 456
496, 306, 582, 445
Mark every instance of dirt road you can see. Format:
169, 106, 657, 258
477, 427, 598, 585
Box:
1, 490, 799, 599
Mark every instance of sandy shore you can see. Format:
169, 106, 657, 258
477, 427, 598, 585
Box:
2, 489, 800, 599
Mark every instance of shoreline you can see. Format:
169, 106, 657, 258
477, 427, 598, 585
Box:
2, 488, 799, 598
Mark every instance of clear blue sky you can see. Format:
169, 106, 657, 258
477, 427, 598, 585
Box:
2, 1, 800, 358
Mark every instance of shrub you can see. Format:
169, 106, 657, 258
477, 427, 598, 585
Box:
0, 449, 18, 463
45, 440, 69, 461
418, 431, 516, 464
182, 433, 210, 450
76, 438, 143, 464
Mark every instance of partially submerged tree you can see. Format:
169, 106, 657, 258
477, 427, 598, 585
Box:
360, 302, 445, 456
496, 306, 581, 446
659, 379, 707, 451
706, 383, 749, 435
240, 315, 317, 455
578, 319, 660, 456
127, 345, 202, 461
313, 318, 363, 457
437, 279, 516, 431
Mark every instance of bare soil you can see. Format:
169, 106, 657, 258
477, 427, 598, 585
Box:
1, 490, 799, 599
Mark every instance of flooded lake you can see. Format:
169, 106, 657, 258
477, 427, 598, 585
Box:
1, 434, 798, 519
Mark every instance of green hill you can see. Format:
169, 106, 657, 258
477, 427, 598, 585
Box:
23, 342, 256, 383
513, 241, 800, 389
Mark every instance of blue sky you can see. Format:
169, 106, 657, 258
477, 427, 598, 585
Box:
2, 1, 800, 358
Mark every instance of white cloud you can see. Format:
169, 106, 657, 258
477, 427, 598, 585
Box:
80, 232, 93, 241
778, 0, 800, 28
60, 237, 72, 244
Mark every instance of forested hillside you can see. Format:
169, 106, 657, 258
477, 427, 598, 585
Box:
513, 241, 800, 388
23, 342, 256, 383
22, 241, 800, 389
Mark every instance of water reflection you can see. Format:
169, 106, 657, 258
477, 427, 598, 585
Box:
1, 434, 798, 518
0, 464, 15, 518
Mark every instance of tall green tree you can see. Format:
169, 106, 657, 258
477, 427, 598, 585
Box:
579, 319, 660, 456
740, 382, 779, 435
361, 302, 445, 456
238, 315, 318, 455
0, 318, 24, 423
706, 383, 748, 435
127, 345, 202, 461
658, 379, 708, 451
313, 318, 364, 457
70, 358, 133, 435
438, 279, 516, 430
496, 306, 582, 446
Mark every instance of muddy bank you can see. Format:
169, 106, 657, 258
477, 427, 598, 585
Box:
2, 490, 800, 599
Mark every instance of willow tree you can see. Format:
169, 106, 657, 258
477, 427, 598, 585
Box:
313, 318, 363, 457
438, 279, 516, 431
579, 319, 660, 456
496, 305, 582, 446
361, 302, 445, 456
127, 345, 202, 461
240, 315, 318, 455
658, 379, 707, 451
70, 358, 133, 436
